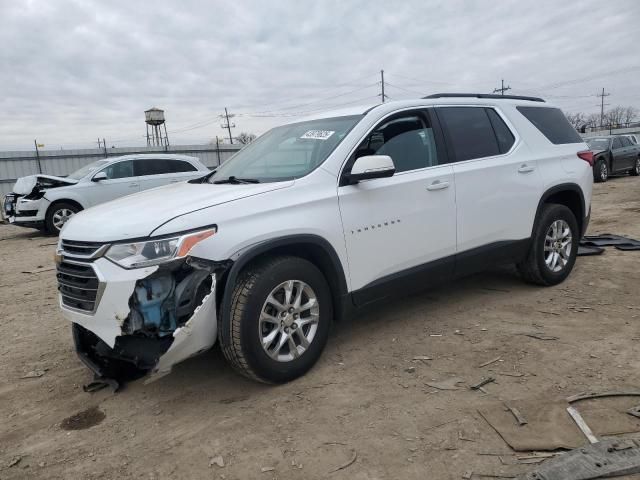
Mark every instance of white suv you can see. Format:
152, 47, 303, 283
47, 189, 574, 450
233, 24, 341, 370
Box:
56, 94, 593, 384
3, 154, 208, 233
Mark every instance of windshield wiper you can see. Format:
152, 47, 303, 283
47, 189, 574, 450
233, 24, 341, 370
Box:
212, 176, 260, 184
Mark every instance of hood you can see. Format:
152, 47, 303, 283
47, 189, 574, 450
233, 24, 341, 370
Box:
13, 174, 77, 195
61, 180, 293, 241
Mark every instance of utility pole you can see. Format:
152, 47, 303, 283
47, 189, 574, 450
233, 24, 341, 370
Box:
380, 69, 388, 103
597, 87, 610, 128
493, 79, 511, 96
34, 139, 43, 173
220, 108, 235, 144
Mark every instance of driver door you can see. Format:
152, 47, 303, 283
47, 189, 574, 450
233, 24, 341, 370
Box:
86, 160, 140, 207
337, 109, 457, 305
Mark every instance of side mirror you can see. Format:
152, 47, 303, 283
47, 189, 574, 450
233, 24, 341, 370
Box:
344, 155, 395, 185
92, 172, 108, 182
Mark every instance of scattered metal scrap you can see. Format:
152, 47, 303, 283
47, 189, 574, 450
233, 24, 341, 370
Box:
627, 405, 640, 419
327, 449, 357, 474
566, 406, 598, 444
471, 377, 496, 391
566, 390, 640, 403
478, 356, 502, 368
519, 438, 640, 480
505, 404, 528, 426
580, 233, 640, 251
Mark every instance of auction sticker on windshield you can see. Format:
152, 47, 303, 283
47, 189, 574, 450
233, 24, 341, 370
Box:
300, 130, 335, 140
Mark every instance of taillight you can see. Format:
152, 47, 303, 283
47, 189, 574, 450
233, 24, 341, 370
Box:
577, 150, 594, 166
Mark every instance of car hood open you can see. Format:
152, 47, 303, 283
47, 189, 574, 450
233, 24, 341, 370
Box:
13, 175, 77, 195
61, 180, 293, 242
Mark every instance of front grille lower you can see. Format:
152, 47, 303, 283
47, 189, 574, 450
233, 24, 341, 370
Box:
15, 209, 38, 217
57, 261, 100, 312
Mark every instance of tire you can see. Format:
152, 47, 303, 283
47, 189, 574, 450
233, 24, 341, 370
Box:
517, 204, 579, 286
593, 159, 608, 183
220, 256, 332, 383
45, 202, 80, 234
630, 157, 640, 176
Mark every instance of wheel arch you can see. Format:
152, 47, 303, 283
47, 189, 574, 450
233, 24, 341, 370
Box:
217, 235, 350, 348
46, 198, 84, 213
533, 184, 586, 237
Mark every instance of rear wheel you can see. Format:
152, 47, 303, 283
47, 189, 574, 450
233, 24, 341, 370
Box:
220, 256, 332, 383
517, 204, 579, 286
630, 157, 640, 176
45, 202, 80, 234
594, 159, 608, 183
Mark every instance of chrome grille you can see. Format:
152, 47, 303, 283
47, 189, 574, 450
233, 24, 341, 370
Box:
60, 240, 110, 259
57, 261, 100, 312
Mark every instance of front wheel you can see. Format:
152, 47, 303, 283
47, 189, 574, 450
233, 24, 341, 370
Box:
45, 202, 80, 234
630, 158, 640, 176
221, 256, 332, 383
594, 159, 608, 183
517, 204, 579, 286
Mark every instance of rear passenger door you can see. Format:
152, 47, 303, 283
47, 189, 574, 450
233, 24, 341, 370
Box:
435, 106, 542, 271
134, 159, 194, 191
617, 136, 635, 170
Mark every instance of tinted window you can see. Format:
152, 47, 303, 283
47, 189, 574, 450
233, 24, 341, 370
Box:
134, 159, 173, 176
486, 108, 515, 154
354, 113, 437, 173
619, 136, 632, 147
438, 107, 500, 162
100, 160, 134, 180
612, 137, 623, 149
168, 160, 197, 172
517, 107, 583, 144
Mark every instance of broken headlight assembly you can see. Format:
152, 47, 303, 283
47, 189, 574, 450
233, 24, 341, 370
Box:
105, 227, 217, 269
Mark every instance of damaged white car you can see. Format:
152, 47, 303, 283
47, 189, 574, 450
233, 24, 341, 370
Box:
3, 154, 208, 233
57, 96, 593, 384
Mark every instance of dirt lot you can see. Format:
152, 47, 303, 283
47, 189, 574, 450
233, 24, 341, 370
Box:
1, 176, 639, 480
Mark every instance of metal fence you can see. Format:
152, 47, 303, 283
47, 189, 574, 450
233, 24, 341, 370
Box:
0, 144, 242, 196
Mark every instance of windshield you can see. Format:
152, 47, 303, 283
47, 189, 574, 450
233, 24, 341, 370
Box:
587, 139, 610, 151
209, 115, 363, 183
67, 159, 111, 180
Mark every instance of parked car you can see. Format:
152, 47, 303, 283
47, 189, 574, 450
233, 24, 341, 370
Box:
2, 154, 209, 233
56, 94, 593, 384
586, 136, 640, 182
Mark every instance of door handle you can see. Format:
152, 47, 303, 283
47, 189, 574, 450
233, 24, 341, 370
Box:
518, 164, 535, 173
129, 183, 139, 187
170, 180, 180, 183
426, 180, 450, 191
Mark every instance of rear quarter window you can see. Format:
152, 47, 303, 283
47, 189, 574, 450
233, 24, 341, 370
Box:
516, 107, 583, 145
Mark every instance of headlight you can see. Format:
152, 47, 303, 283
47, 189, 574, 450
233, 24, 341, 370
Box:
105, 227, 217, 269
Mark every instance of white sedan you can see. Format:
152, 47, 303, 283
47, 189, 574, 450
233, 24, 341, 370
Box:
2, 154, 209, 234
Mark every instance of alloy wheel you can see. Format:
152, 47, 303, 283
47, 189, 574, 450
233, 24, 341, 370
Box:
635, 159, 640, 175
544, 219, 573, 273
259, 280, 319, 362
600, 162, 608, 181
52, 208, 75, 231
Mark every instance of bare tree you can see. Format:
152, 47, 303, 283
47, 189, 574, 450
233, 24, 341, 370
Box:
605, 106, 626, 127
585, 113, 600, 129
623, 106, 638, 125
235, 132, 257, 145
565, 112, 585, 130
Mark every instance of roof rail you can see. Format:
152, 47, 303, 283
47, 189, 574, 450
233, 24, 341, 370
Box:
424, 93, 545, 102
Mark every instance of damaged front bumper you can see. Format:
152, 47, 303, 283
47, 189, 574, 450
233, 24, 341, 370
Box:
58, 255, 222, 381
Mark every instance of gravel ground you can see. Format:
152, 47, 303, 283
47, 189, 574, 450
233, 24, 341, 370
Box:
0, 176, 639, 479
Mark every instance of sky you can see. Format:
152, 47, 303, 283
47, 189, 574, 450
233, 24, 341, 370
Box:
1, 0, 639, 151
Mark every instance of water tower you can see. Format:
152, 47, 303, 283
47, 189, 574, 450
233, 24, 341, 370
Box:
145, 107, 169, 147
